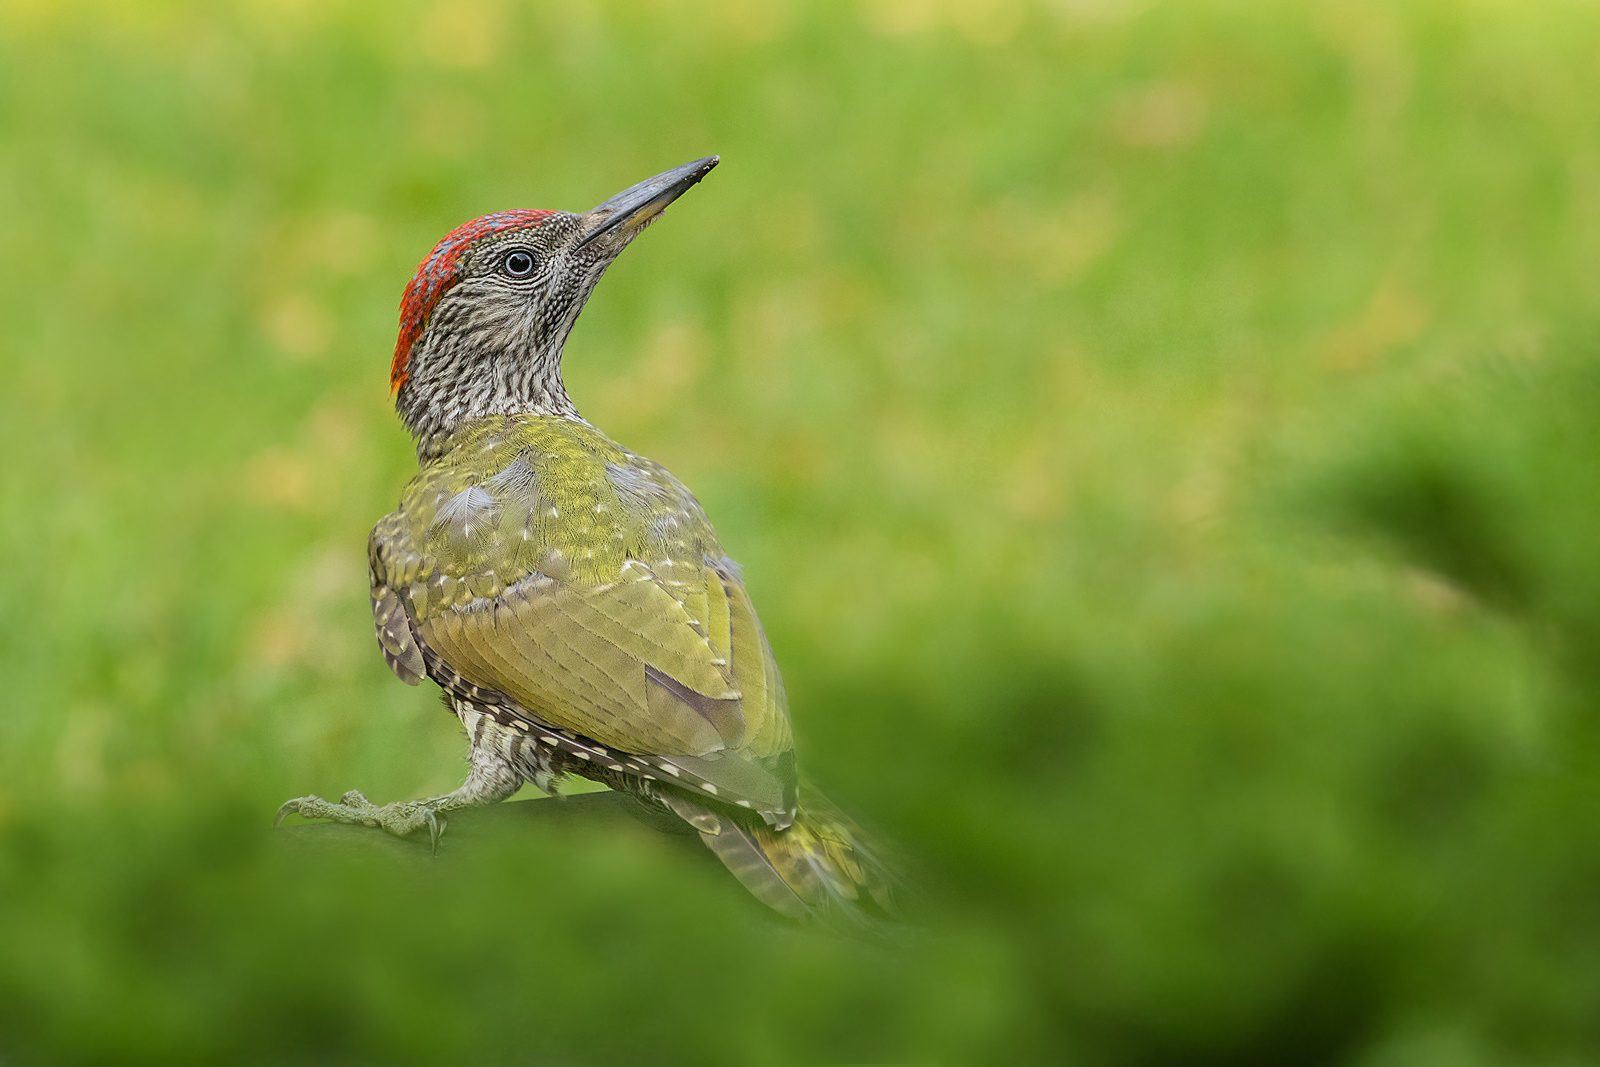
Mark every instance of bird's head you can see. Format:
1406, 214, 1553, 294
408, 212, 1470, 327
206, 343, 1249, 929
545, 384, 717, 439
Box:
390, 156, 718, 455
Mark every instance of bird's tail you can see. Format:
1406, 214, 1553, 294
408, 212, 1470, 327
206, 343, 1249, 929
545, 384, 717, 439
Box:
658, 783, 901, 934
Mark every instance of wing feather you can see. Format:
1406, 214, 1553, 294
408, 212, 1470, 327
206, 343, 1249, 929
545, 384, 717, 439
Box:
367, 416, 797, 818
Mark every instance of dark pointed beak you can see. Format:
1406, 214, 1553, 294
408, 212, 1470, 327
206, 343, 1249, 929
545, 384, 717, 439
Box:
576, 156, 719, 251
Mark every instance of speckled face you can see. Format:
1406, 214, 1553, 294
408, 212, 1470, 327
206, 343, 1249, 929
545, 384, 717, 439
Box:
409, 213, 609, 373
390, 158, 719, 456
392, 210, 556, 393
392, 210, 629, 454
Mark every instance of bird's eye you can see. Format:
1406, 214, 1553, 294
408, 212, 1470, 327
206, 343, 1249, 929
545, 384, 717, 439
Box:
501, 249, 538, 278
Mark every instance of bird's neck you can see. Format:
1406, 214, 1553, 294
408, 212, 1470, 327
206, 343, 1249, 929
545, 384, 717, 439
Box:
398, 345, 584, 461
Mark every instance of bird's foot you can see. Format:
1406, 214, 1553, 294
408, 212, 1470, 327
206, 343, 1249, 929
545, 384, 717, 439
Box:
275, 790, 447, 853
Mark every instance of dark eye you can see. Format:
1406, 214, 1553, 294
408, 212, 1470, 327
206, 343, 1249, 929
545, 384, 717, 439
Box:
501, 248, 537, 278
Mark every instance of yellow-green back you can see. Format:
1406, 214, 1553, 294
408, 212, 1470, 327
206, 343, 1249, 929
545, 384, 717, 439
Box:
371, 415, 794, 811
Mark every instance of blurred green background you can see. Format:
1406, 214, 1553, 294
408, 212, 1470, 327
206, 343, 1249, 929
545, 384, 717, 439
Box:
4, 0, 1600, 1062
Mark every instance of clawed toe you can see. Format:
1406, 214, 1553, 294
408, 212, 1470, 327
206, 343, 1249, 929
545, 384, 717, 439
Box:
273, 791, 447, 851
274, 794, 325, 827
421, 808, 445, 854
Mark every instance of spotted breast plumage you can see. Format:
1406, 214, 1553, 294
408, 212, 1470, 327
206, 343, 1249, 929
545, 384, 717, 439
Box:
277, 158, 897, 930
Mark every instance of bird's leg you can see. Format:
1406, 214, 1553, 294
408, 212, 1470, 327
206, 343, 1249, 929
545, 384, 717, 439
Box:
275, 727, 523, 852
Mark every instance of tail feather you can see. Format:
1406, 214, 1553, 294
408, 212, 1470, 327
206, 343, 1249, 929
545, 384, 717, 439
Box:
658, 783, 901, 933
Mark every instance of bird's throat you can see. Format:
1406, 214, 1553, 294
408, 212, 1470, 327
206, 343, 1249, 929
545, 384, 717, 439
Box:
399, 350, 582, 461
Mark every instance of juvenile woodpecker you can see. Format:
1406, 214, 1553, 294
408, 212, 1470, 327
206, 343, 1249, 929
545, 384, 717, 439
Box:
277, 158, 896, 927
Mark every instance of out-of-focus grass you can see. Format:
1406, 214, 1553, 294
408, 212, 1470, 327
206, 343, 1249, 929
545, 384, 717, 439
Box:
3, 0, 1600, 1062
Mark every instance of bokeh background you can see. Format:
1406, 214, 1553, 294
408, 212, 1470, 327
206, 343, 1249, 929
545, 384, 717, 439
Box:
4, 0, 1600, 1062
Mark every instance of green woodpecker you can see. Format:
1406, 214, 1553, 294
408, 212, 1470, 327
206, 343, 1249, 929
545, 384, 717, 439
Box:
277, 158, 897, 928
